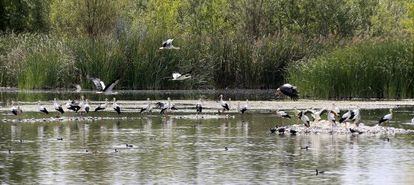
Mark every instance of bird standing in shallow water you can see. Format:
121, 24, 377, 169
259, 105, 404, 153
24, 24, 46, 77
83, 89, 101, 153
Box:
298, 111, 310, 127
315, 169, 325, 175
238, 99, 249, 114
10, 101, 22, 116
275, 83, 299, 100
38, 101, 49, 114
219, 94, 230, 113
140, 98, 152, 113
379, 109, 393, 125
53, 98, 64, 114
276, 110, 291, 119
112, 98, 121, 114
95, 98, 108, 112
196, 98, 203, 114
83, 99, 90, 113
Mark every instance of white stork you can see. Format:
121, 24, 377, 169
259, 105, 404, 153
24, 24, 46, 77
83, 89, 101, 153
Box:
37, 101, 49, 114
10, 101, 22, 116
219, 94, 230, 112
238, 99, 249, 114
53, 98, 64, 114
83, 99, 90, 113
140, 98, 152, 113
298, 111, 310, 127
379, 109, 393, 125
112, 98, 121, 114
275, 83, 299, 100
89, 76, 120, 95
95, 98, 108, 112
172, 72, 191, 81
276, 110, 291, 119
159, 39, 180, 50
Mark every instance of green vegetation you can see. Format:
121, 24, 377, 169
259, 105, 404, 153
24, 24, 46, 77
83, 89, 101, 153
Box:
0, 0, 413, 98
288, 39, 414, 99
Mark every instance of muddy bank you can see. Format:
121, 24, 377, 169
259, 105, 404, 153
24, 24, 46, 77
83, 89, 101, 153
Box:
1, 99, 414, 114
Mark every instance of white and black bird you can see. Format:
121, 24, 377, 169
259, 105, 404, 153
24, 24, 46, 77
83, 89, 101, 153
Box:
38, 101, 49, 114
10, 101, 22, 116
298, 111, 310, 127
196, 98, 203, 113
172, 72, 191, 81
156, 97, 176, 115
339, 108, 360, 124
53, 98, 64, 114
113, 98, 121, 114
95, 98, 108, 112
305, 108, 326, 121
411, 117, 414, 124
332, 103, 340, 115
89, 76, 120, 95
75, 84, 82, 93
379, 109, 393, 125
159, 39, 180, 50
219, 94, 230, 112
238, 99, 249, 114
140, 98, 152, 113
83, 99, 90, 113
328, 110, 337, 125
275, 83, 299, 100
66, 99, 81, 112
276, 110, 291, 119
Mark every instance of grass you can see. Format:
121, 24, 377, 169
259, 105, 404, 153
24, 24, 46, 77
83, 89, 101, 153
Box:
288, 39, 414, 99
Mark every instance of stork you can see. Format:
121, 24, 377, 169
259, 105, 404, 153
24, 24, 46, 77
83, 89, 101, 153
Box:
95, 98, 108, 112
159, 39, 180, 50
38, 101, 49, 114
53, 98, 64, 114
89, 76, 120, 95
275, 83, 299, 100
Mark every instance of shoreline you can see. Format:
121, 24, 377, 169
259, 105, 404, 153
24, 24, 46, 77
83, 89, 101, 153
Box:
1, 99, 414, 113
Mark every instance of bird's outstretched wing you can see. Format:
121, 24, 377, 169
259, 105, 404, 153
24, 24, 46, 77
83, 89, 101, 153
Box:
90, 78, 104, 91
103, 79, 120, 93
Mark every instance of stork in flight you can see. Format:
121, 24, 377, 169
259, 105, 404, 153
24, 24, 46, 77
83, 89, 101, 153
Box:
172, 72, 191, 81
159, 39, 180, 50
275, 83, 299, 100
89, 76, 120, 95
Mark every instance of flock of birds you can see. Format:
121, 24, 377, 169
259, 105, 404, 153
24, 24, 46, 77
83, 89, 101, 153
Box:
8, 82, 399, 129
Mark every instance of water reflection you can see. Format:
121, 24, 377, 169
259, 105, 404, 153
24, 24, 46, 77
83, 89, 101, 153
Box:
1, 115, 414, 184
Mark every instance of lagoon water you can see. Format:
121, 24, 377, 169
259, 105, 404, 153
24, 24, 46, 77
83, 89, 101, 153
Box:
1, 91, 414, 184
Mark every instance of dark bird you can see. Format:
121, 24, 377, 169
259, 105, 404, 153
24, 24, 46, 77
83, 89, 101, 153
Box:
316, 169, 325, 175
196, 98, 203, 114
95, 98, 108, 112
300, 146, 309, 150
57, 137, 63, 141
38, 101, 49, 114
126, 144, 133, 148
270, 127, 277, 134
290, 129, 298, 135
115, 149, 119, 152
89, 76, 120, 95
112, 98, 121, 114
53, 98, 64, 114
277, 127, 286, 134
275, 83, 299, 100
379, 109, 393, 125
224, 146, 228, 151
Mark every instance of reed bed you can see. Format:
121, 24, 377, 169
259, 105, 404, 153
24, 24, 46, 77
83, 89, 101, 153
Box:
288, 39, 414, 99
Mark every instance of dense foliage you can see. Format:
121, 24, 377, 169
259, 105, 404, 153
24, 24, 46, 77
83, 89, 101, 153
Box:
0, 0, 413, 98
